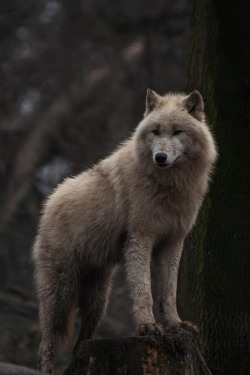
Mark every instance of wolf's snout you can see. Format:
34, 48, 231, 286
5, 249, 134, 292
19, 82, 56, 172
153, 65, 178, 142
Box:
154, 152, 168, 167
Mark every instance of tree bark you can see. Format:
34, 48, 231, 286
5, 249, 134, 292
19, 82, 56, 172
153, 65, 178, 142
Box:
64, 327, 211, 375
178, 1, 250, 375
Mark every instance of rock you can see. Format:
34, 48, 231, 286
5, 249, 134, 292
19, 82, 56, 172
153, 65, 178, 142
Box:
0, 362, 42, 375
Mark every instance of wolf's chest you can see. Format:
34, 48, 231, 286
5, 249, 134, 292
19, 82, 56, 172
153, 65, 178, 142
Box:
134, 190, 198, 236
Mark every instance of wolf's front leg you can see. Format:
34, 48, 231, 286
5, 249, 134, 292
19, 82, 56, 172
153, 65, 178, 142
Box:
125, 233, 163, 336
155, 239, 184, 328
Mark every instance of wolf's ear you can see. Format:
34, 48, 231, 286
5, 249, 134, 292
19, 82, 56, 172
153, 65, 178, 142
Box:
145, 88, 161, 116
184, 90, 204, 121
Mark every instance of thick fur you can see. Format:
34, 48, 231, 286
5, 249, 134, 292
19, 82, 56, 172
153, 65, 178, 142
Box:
33, 89, 217, 374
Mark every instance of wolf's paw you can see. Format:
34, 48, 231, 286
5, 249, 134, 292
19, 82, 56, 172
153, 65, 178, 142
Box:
179, 320, 199, 336
138, 322, 164, 336
164, 320, 199, 334
164, 320, 200, 343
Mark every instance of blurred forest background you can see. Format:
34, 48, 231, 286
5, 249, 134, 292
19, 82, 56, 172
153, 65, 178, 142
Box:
0, 0, 191, 371
1, 1, 250, 375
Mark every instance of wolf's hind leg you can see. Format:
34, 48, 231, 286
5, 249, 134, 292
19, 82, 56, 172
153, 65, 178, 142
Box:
38, 331, 56, 375
74, 267, 114, 353
37, 277, 75, 374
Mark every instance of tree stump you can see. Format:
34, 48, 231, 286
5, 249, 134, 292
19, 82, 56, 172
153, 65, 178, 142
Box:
64, 326, 212, 375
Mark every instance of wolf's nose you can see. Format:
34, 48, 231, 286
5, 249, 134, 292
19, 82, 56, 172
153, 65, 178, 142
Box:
155, 152, 168, 165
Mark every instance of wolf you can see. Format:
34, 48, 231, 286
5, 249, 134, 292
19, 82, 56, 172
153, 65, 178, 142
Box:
33, 89, 217, 374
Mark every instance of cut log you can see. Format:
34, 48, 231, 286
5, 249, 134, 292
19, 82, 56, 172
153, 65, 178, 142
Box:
64, 326, 212, 375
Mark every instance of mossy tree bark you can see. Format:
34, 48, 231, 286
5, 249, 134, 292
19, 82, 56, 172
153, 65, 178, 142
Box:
179, 1, 250, 375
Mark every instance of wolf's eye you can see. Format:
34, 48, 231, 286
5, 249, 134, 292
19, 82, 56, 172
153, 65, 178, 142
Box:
152, 129, 159, 135
173, 130, 183, 136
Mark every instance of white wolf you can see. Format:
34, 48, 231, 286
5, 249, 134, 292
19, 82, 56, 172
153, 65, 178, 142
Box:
33, 89, 217, 374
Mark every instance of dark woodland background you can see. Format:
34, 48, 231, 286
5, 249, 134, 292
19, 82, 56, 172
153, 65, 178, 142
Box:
1, 1, 250, 375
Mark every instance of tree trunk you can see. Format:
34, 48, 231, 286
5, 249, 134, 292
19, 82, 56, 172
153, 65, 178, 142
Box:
64, 327, 211, 375
178, 1, 250, 375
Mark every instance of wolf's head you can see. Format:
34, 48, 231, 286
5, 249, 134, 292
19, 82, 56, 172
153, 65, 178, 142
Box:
133, 89, 217, 177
